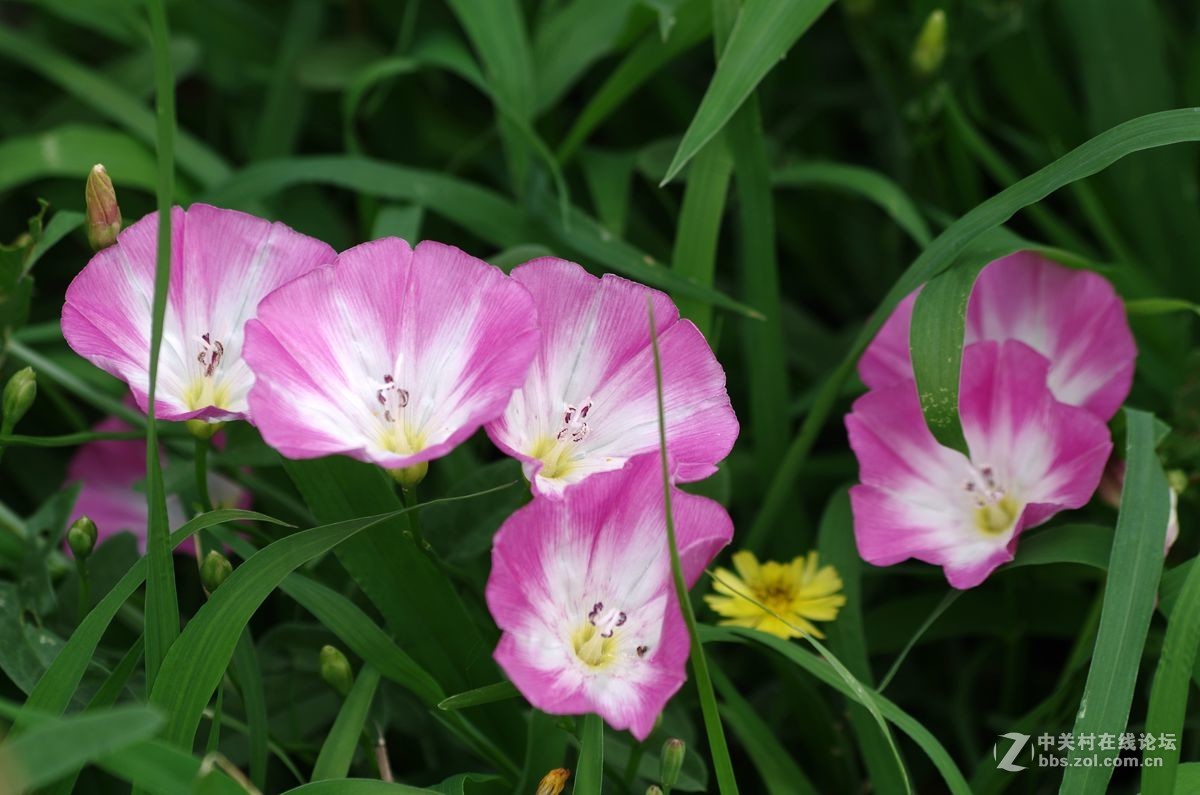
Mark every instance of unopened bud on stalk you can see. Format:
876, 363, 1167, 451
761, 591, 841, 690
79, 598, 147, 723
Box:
389, 460, 428, 489
85, 164, 121, 251
200, 550, 232, 592
535, 768, 571, 795
646, 787, 664, 795
2, 367, 36, 432
319, 644, 354, 696
660, 738, 685, 791
67, 516, 98, 559
1168, 469, 1189, 496
911, 9, 947, 77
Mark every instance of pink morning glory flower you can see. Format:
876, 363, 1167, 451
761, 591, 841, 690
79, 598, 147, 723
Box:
62, 204, 335, 424
859, 252, 1136, 421
486, 455, 733, 739
65, 415, 246, 556
485, 258, 738, 498
846, 340, 1112, 589
243, 238, 540, 470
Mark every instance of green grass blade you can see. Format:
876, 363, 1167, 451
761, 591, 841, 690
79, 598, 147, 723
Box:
251, 0, 322, 160
0, 26, 229, 186
143, 0, 180, 695
661, 0, 835, 184
649, 299, 739, 794
0, 705, 163, 791
773, 161, 931, 247
230, 630, 268, 790
1003, 524, 1114, 572
312, 666, 382, 781
281, 782, 435, 794
1061, 408, 1171, 793
701, 625, 970, 794
711, 663, 819, 795
573, 712, 604, 795
532, 0, 638, 111
22, 209, 85, 274
22, 510, 289, 724
750, 107, 1200, 545
437, 681, 520, 711
671, 136, 732, 336
1142, 552, 1200, 794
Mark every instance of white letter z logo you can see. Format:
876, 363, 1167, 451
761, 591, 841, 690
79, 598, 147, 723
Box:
994, 732, 1031, 772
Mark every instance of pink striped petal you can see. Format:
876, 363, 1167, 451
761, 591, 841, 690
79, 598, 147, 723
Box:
486, 454, 732, 740
62, 205, 335, 423
858, 253, 1135, 420
245, 239, 540, 469
486, 258, 738, 498
847, 340, 1110, 588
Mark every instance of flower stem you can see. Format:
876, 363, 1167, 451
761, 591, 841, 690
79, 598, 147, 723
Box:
195, 436, 213, 513
648, 299, 739, 795
75, 558, 90, 619
575, 713, 604, 795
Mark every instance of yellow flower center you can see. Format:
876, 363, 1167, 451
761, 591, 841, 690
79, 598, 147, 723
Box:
571, 622, 620, 668
973, 494, 1021, 536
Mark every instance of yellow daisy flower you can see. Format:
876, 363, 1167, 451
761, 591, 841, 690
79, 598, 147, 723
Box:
705, 550, 846, 639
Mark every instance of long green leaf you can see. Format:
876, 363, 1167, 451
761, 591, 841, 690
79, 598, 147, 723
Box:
700, 625, 971, 795
661, 0, 835, 184
0, 125, 159, 197
1061, 409, 1171, 793
312, 666, 382, 781
282, 782, 434, 794
438, 681, 520, 711
230, 630, 269, 790
22, 510, 289, 724
1143, 552, 1200, 794
0, 705, 163, 791
0, 26, 229, 186
751, 107, 1200, 545
649, 301, 739, 793
143, 0, 180, 694
573, 713, 604, 795
773, 161, 932, 246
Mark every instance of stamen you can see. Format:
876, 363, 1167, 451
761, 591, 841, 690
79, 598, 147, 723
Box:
555, 399, 592, 442
196, 333, 225, 378
376, 373, 410, 423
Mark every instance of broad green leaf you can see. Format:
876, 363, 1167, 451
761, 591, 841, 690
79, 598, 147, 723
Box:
751, 108, 1200, 544
773, 162, 932, 246
312, 666, 382, 781
661, 0, 835, 184
1061, 409, 1171, 793
1004, 524, 1113, 572
0, 126, 159, 198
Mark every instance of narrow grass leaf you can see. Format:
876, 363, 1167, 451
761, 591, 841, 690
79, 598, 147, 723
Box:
672, 136, 732, 337
312, 666, 382, 781
1004, 524, 1114, 572
281, 782, 435, 794
573, 712, 604, 795
230, 630, 269, 790
1061, 409, 1171, 793
438, 681, 520, 711
661, 0, 835, 184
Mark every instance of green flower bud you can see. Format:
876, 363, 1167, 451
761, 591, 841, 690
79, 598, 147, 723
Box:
536, 768, 571, 795
2, 367, 36, 433
200, 550, 233, 593
646, 787, 664, 795
67, 516, 98, 559
911, 9, 947, 77
186, 419, 222, 440
319, 644, 354, 696
388, 460, 428, 489
85, 164, 122, 251
1168, 469, 1188, 496
660, 738, 685, 791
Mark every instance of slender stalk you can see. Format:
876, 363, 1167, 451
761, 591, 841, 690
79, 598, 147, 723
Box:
648, 300, 739, 795
75, 558, 91, 619
143, 0, 179, 691
205, 682, 224, 755
575, 713, 605, 794
194, 436, 213, 513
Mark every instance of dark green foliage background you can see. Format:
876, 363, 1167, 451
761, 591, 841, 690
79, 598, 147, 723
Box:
0, 1, 1198, 793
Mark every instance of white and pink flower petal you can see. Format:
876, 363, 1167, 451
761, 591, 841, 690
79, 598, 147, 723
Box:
245, 238, 540, 470
486, 455, 732, 739
847, 340, 1111, 589
485, 258, 737, 498
62, 204, 335, 423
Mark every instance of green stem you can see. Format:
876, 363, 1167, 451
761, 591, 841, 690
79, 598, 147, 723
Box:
75, 558, 91, 620
649, 300, 739, 795
194, 436, 213, 513
205, 680, 224, 755
622, 737, 647, 789
575, 713, 605, 794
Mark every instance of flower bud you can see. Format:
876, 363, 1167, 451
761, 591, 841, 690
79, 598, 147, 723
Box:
535, 768, 571, 795
660, 738, 685, 791
388, 460, 428, 489
67, 516, 98, 559
200, 550, 232, 593
911, 9, 947, 77
85, 164, 121, 251
646, 787, 664, 795
186, 419, 222, 440
1168, 469, 1189, 496
2, 367, 36, 432
319, 644, 354, 696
